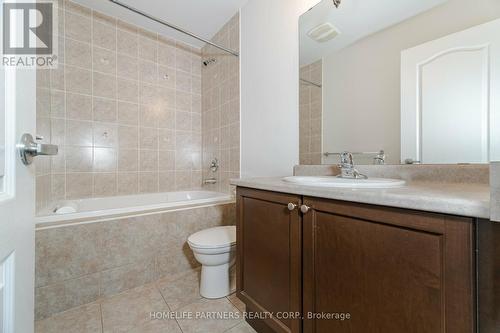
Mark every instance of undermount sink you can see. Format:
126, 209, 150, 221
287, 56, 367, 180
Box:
282, 176, 406, 188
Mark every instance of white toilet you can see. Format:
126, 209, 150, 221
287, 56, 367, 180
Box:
188, 226, 236, 299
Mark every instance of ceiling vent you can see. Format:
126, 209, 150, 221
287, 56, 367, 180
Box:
307, 22, 340, 43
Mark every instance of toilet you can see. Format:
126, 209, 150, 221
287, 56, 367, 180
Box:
188, 226, 236, 299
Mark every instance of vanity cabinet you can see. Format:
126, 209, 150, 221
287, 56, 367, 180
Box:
236, 188, 303, 333
236, 188, 476, 333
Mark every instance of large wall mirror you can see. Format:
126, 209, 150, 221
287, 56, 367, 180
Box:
299, 0, 500, 165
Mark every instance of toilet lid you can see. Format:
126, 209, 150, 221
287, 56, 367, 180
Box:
188, 226, 236, 249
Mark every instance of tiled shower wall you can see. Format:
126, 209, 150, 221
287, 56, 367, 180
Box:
299, 60, 322, 165
36, 0, 205, 211
201, 14, 240, 193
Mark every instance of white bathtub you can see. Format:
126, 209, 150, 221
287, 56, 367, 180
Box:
36, 191, 234, 228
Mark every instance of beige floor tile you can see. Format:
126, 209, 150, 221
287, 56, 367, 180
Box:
224, 321, 258, 333
100, 284, 180, 333
157, 269, 202, 310
176, 298, 242, 333
226, 293, 246, 313
35, 303, 102, 333
127, 319, 181, 333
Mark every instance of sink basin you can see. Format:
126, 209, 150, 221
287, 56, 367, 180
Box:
282, 176, 406, 188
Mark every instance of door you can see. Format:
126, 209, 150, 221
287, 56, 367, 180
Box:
0, 43, 37, 333
236, 188, 302, 333
302, 197, 475, 333
401, 18, 500, 164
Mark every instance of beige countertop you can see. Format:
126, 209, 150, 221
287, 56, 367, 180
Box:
231, 177, 490, 219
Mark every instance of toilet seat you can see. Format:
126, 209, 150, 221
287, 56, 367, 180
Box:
188, 226, 236, 250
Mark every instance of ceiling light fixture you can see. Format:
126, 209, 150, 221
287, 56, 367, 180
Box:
333, 0, 341, 8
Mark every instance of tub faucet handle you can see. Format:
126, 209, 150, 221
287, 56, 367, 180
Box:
210, 158, 219, 172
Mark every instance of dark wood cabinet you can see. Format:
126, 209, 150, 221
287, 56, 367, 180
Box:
237, 187, 477, 333
236, 188, 303, 333
302, 197, 475, 333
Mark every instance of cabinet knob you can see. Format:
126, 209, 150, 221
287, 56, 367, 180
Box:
287, 203, 298, 211
300, 205, 311, 214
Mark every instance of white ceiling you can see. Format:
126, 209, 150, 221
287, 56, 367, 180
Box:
300, 0, 448, 65
73, 0, 248, 49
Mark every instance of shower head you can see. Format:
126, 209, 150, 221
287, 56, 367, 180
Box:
203, 58, 217, 66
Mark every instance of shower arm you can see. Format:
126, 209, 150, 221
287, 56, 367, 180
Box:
107, 0, 240, 57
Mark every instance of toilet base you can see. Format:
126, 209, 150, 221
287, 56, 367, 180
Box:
200, 263, 232, 299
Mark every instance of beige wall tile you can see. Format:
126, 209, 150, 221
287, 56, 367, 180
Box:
93, 97, 117, 122
66, 93, 92, 120
139, 150, 158, 172
138, 35, 157, 62
65, 1, 91, 17
118, 125, 138, 149
65, 11, 91, 43
139, 172, 158, 193
65, 38, 91, 69
93, 173, 117, 197
117, 54, 138, 80
93, 46, 117, 75
158, 150, 175, 171
66, 173, 93, 199
118, 149, 138, 172
66, 66, 92, 95
35, 222, 102, 287
138, 60, 158, 84
93, 147, 117, 172
158, 129, 175, 150
117, 29, 138, 57
158, 40, 176, 68
35, 273, 100, 320
117, 172, 138, 195
100, 259, 155, 297
139, 127, 158, 149
139, 104, 158, 128
93, 20, 116, 51
93, 122, 118, 148
117, 102, 138, 125
50, 65, 65, 91
66, 147, 93, 172
117, 78, 138, 103
158, 171, 175, 191
93, 72, 116, 99
37, 0, 212, 204
65, 120, 93, 146
157, 108, 175, 129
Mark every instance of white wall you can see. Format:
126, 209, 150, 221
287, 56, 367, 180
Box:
322, 0, 500, 165
240, 0, 320, 177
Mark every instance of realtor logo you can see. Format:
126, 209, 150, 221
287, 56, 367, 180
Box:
2, 2, 58, 68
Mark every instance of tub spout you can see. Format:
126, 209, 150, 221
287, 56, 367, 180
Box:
204, 178, 217, 185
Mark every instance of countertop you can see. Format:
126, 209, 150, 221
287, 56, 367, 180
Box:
231, 177, 490, 219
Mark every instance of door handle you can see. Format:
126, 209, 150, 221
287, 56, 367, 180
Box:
17, 133, 58, 165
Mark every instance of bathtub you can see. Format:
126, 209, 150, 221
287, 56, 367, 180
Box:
35, 190, 234, 228
34, 190, 236, 319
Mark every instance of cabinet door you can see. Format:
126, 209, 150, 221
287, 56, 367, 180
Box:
237, 188, 302, 333
302, 197, 475, 333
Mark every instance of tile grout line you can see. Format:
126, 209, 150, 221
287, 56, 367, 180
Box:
153, 278, 186, 333
99, 302, 104, 333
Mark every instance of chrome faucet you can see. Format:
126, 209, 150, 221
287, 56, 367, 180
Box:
338, 152, 367, 179
373, 150, 386, 165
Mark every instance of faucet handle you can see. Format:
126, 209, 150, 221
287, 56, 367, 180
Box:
340, 151, 353, 165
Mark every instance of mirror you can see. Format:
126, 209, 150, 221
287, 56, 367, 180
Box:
299, 0, 500, 165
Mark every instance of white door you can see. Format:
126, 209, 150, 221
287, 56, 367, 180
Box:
0, 31, 37, 333
401, 18, 500, 164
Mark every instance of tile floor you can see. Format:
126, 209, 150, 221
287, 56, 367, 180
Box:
35, 269, 256, 333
